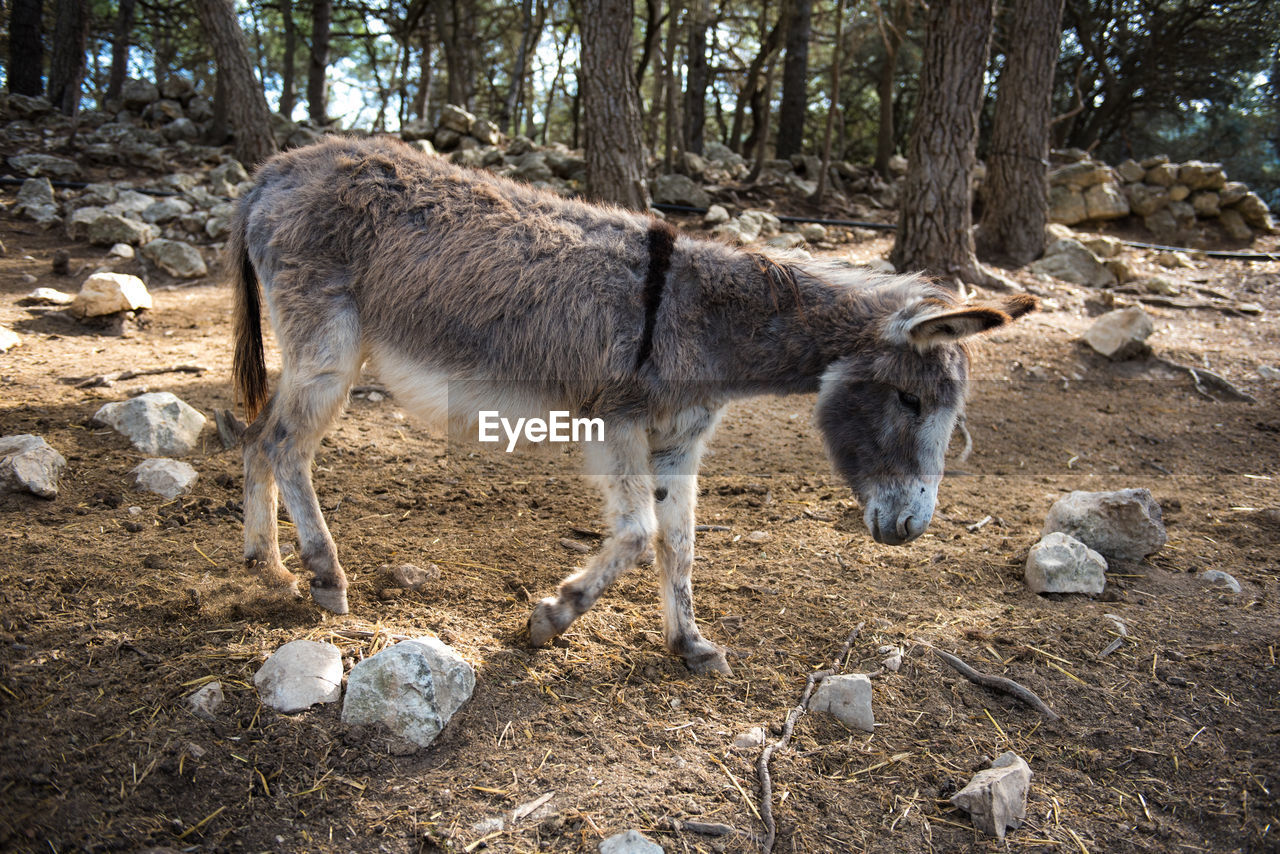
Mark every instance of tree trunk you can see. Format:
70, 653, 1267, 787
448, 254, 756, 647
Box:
207, 69, 229, 146
774, 0, 811, 159
890, 0, 1007, 291
47, 0, 89, 116
683, 0, 709, 155
415, 15, 434, 119
813, 0, 845, 204
194, 0, 279, 167
729, 0, 786, 154
976, 0, 1065, 266
746, 61, 776, 182
580, 0, 650, 209
662, 0, 680, 171
502, 0, 534, 134
872, 0, 911, 176
307, 0, 332, 123
9, 0, 45, 97
106, 0, 137, 102
280, 0, 297, 118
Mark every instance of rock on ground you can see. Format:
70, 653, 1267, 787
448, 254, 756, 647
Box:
94, 392, 207, 456
342, 636, 476, 748
70, 272, 153, 318
810, 673, 874, 732
254, 640, 344, 714
951, 751, 1033, 839
1083, 307, 1154, 360
1025, 532, 1108, 595
1029, 239, 1116, 287
1042, 489, 1168, 561
385, 563, 441, 591
651, 174, 711, 209
141, 238, 207, 278
0, 434, 67, 498
186, 681, 224, 721
1201, 570, 1242, 593
0, 326, 19, 352
131, 458, 199, 499
598, 829, 664, 854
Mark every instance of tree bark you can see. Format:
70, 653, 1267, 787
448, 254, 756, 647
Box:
307, 0, 332, 123
280, 0, 297, 118
415, 14, 434, 119
580, 0, 651, 209
730, 0, 787, 154
813, 0, 845, 204
774, 0, 812, 159
106, 0, 137, 103
47, 0, 89, 116
890, 0, 1007, 290
872, 0, 912, 176
194, 0, 279, 167
9, 0, 45, 97
502, 0, 535, 134
663, 0, 681, 171
683, 0, 710, 155
976, 0, 1066, 266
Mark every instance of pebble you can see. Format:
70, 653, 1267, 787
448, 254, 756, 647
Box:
185, 681, 224, 721
810, 673, 874, 732
1200, 569, 1241, 593
599, 829, 664, 854
385, 562, 441, 591
732, 726, 765, 749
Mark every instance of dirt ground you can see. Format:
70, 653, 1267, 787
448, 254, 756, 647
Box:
1, 196, 1278, 854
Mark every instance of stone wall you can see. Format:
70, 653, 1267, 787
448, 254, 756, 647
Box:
1048, 149, 1274, 245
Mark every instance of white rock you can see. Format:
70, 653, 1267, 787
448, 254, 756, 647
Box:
70, 272, 153, 318
108, 243, 135, 259
1025, 532, 1108, 595
744, 530, 772, 544
186, 681, 225, 720
703, 204, 730, 225
94, 392, 207, 455
732, 726, 765, 749
24, 287, 75, 305
599, 829, 664, 854
0, 434, 67, 498
0, 326, 19, 352
1200, 570, 1241, 593
951, 751, 1033, 838
810, 673, 874, 732
1083, 307, 1154, 360
342, 636, 476, 748
1042, 488, 1167, 561
1029, 238, 1116, 287
254, 640, 344, 713
131, 458, 199, 499
385, 562, 440, 591
801, 223, 828, 242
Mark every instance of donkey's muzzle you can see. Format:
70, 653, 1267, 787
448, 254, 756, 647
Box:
863, 482, 937, 545
868, 509, 928, 545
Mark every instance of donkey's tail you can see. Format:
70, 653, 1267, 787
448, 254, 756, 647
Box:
230, 210, 269, 423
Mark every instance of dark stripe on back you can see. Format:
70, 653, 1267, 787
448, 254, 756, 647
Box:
636, 221, 677, 370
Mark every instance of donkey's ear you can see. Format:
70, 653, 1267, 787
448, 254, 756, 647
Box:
1000, 293, 1039, 319
906, 306, 1012, 347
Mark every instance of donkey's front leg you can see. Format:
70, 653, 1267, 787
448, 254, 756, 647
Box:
652, 408, 730, 675
529, 422, 655, 646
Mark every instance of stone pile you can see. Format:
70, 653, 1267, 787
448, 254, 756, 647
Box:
1048, 149, 1274, 244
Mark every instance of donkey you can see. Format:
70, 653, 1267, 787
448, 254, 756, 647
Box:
230, 136, 1034, 675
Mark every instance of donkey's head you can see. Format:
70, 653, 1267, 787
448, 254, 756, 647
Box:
815, 282, 1036, 545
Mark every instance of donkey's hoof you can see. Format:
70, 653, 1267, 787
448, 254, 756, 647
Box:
684, 648, 733, 677
246, 557, 300, 595
310, 582, 349, 615
528, 597, 570, 647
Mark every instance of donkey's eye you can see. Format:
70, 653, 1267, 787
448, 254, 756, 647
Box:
897, 391, 922, 415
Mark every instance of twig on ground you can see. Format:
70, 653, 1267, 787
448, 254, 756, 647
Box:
933, 648, 1060, 721
695, 524, 732, 533
965, 515, 993, 534
1151, 356, 1257, 403
755, 622, 864, 852
64, 363, 207, 388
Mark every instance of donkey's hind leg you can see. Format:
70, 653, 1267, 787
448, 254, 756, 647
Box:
242, 395, 298, 595
246, 295, 363, 614
529, 421, 655, 646
651, 406, 730, 675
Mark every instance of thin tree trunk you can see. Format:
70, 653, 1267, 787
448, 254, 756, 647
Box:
47, 0, 89, 116
890, 0, 1007, 291
683, 0, 709, 155
106, 0, 137, 102
774, 0, 811, 158
207, 68, 229, 145
308, 0, 332, 123
9, 0, 45, 97
872, 2, 908, 176
813, 0, 845, 203
195, 0, 279, 166
414, 15, 433, 119
663, 0, 681, 171
729, 0, 786, 154
746, 61, 776, 182
976, 0, 1066, 266
542, 23, 571, 144
502, 0, 534, 134
580, 0, 650, 209
280, 0, 297, 118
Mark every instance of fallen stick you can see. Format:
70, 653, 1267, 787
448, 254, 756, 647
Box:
933, 648, 1060, 721
1150, 357, 1257, 403
64, 363, 207, 388
755, 622, 864, 853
